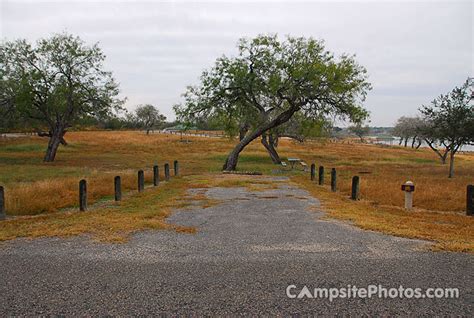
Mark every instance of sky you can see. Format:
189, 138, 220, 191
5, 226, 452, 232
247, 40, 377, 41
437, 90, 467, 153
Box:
1, 0, 472, 126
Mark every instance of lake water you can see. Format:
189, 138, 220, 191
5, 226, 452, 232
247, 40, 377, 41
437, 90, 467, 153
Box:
371, 137, 474, 152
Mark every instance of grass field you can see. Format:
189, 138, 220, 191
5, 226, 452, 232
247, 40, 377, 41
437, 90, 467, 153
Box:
0, 131, 473, 251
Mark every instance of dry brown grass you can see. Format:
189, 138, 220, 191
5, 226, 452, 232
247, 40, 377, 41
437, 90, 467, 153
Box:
277, 140, 473, 212
0, 131, 473, 251
0, 173, 271, 242
291, 175, 474, 253
1, 131, 472, 215
0, 176, 195, 243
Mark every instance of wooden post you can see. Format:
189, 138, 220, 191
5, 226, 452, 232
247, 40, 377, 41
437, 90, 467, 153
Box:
79, 179, 87, 211
153, 165, 159, 186
310, 164, 316, 181
0, 186, 5, 220
318, 166, 324, 185
351, 176, 360, 200
138, 170, 144, 192
467, 185, 474, 216
174, 160, 179, 176
164, 163, 170, 181
402, 181, 415, 210
114, 176, 121, 201
331, 168, 337, 192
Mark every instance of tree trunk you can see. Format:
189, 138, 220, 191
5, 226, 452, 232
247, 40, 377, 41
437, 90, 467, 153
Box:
448, 150, 455, 178
43, 127, 66, 162
424, 139, 448, 164
404, 138, 408, 147
272, 135, 279, 148
411, 137, 416, 148
415, 139, 422, 149
261, 133, 281, 164
223, 107, 298, 171
239, 123, 249, 141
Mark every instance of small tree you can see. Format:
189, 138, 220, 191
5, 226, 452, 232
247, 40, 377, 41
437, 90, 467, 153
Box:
349, 122, 370, 142
420, 79, 474, 178
134, 104, 166, 134
392, 116, 424, 148
0, 33, 124, 161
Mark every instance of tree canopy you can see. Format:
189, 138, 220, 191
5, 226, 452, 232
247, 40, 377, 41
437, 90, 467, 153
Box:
175, 35, 371, 170
134, 104, 167, 134
348, 122, 370, 142
419, 78, 473, 177
392, 116, 425, 148
0, 33, 124, 161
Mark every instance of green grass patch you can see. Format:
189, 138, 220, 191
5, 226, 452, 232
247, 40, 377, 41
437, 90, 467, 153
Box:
0, 143, 45, 153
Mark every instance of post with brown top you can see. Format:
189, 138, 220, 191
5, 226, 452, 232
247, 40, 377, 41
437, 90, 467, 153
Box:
138, 170, 144, 192
331, 168, 337, 192
351, 176, 360, 200
153, 165, 159, 186
318, 166, 324, 185
114, 176, 121, 201
402, 181, 415, 210
467, 185, 474, 216
79, 179, 87, 211
0, 186, 5, 220
164, 163, 170, 181
174, 160, 179, 176
310, 164, 316, 181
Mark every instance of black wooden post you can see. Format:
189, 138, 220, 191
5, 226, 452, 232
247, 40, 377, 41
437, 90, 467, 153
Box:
310, 164, 316, 181
164, 163, 170, 181
351, 176, 360, 200
331, 168, 337, 192
138, 170, 144, 192
318, 166, 324, 185
467, 185, 474, 216
114, 176, 121, 201
79, 179, 87, 211
174, 160, 179, 176
153, 165, 159, 186
0, 186, 5, 220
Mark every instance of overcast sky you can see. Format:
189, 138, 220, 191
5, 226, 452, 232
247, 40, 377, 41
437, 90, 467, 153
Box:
1, 0, 472, 126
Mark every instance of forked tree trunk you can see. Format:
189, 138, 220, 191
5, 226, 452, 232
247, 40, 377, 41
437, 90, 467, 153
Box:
425, 139, 449, 164
415, 140, 422, 149
261, 133, 281, 164
43, 127, 66, 162
223, 107, 298, 171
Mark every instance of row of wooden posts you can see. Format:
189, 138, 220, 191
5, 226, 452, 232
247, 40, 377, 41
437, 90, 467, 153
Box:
0, 161, 179, 219
309, 163, 474, 216
0, 160, 473, 219
310, 164, 359, 200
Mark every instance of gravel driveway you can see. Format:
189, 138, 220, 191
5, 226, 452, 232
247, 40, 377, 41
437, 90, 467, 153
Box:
0, 177, 472, 315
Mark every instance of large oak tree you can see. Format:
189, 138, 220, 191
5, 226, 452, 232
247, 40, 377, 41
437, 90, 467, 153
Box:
0, 33, 124, 161
175, 35, 371, 171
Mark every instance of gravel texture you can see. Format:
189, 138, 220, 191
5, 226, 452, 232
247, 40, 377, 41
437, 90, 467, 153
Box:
0, 177, 472, 315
